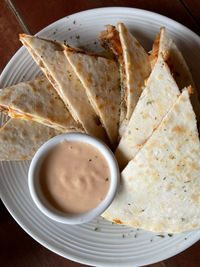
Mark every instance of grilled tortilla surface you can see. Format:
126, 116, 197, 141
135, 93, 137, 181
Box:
0, 76, 81, 132
0, 118, 60, 161
103, 88, 200, 233
19, 34, 108, 143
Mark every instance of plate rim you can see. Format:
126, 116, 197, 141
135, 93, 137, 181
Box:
1, 6, 200, 267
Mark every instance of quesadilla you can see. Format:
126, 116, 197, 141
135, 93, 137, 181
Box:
115, 55, 180, 170
65, 47, 121, 148
103, 87, 200, 233
19, 34, 108, 143
99, 23, 151, 136
0, 76, 82, 132
0, 118, 60, 161
149, 27, 200, 122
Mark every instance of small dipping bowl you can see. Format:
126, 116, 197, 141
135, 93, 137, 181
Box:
28, 133, 120, 224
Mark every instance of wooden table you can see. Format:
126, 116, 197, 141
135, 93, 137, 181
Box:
1, 1, 200, 266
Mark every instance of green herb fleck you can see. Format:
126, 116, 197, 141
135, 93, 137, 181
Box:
73, 20, 76, 24
68, 28, 71, 31
184, 190, 187, 192
94, 227, 99, 231
122, 234, 125, 238
76, 35, 80, 39
150, 239, 153, 242
181, 218, 185, 222
128, 203, 131, 206
134, 234, 137, 238
128, 130, 131, 135
168, 234, 173, 237
112, 222, 115, 224
156, 234, 165, 238
163, 177, 166, 180
141, 209, 145, 212
146, 100, 154, 105
184, 237, 187, 240
184, 180, 191, 183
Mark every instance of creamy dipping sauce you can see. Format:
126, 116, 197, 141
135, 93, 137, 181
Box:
39, 141, 110, 214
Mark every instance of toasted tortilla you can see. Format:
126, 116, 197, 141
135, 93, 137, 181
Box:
19, 34, 108, 142
149, 27, 200, 122
99, 23, 151, 136
65, 47, 120, 148
103, 88, 200, 233
0, 118, 61, 161
0, 76, 82, 132
115, 55, 180, 170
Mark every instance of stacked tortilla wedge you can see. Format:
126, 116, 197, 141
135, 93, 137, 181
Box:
99, 23, 151, 136
103, 87, 200, 233
19, 34, 109, 144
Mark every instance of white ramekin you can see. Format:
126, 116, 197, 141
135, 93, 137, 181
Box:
28, 132, 120, 224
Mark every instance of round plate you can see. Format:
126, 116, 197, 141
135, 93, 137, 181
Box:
1, 7, 200, 267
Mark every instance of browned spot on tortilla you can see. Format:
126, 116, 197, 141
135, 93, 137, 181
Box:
111, 105, 115, 111
0, 87, 14, 101
34, 135, 39, 141
22, 130, 27, 137
50, 99, 54, 105
172, 125, 186, 136
142, 113, 149, 119
35, 102, 43, 113
173, 104, 180, 113
128, 177, 133, 182
98, 104, 103, 110
2, 136, 8, 141
10, 137, 16, 144
86, 73, 92, 83
180, 96, 186, 102
77, 62, 83, 72
113, 219, 123, 224
137, 144, 143, 148
47, 83, 52, 90
20, 155, 28, 160
186, 112, 193, 121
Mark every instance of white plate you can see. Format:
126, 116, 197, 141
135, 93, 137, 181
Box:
1, 7, 200, 267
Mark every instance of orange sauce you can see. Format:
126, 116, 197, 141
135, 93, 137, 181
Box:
39, 141, 110, 214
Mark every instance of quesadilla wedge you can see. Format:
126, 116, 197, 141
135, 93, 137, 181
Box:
99, 23, 151, 136
103, 87, 200, 233
0, 76, 82, 132
115, 55, 180, 170
0, 118, 60, 161
65, 47, 121, 148
149, 27, 200, 122
19, 34, 108, 142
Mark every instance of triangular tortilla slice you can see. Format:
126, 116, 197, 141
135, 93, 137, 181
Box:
0, 76, 82, 132
115, 55, 180, 170
149, 27, 200, 122
65, 47, 121, 148
0, 118, 61, 161
99, 23, 151, 136
103, 88, 200, 233
19, 34, 108, 143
